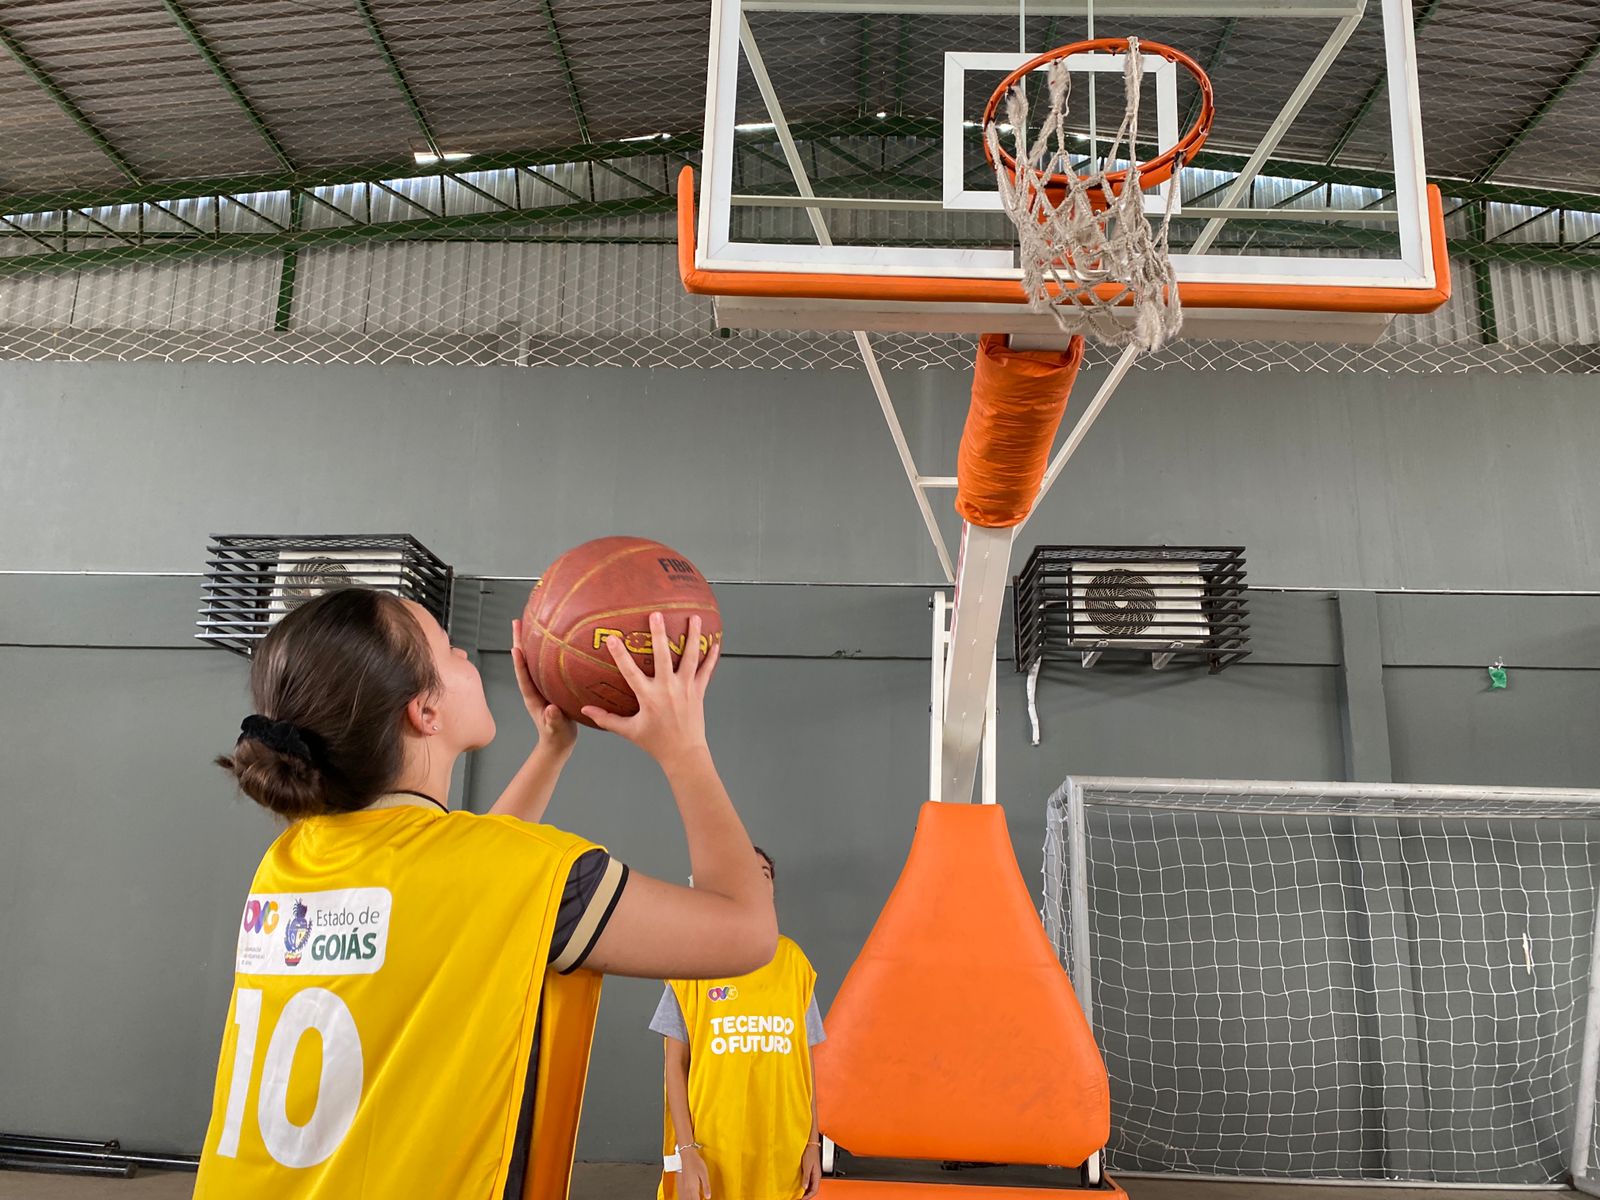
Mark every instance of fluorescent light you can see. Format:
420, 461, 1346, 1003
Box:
735, 121, 776, 132
620, 132, 669, 142
413, 150, 472, 164
875, 110, 887, 118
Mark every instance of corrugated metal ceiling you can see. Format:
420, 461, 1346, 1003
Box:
0, 0, 1595, 204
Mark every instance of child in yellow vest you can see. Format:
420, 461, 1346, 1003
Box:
194, 592, 776, 1200
653, 848, 825, 1200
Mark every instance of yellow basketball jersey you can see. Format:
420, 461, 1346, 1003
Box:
194, 801, 604, 1200
660, 936, 818, 1200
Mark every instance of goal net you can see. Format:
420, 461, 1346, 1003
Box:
1042, 777, 1600, 1185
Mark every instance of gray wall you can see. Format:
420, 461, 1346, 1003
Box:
4, 360, 1600, 588
2, 358, 1599, 1165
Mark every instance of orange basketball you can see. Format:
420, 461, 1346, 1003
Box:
520, 537, 723, 728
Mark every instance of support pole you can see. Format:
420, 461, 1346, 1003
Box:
941, 523, 1016, 805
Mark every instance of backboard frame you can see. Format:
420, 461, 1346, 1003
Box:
686, 0, 1452, 342
943, 49, 1182, 215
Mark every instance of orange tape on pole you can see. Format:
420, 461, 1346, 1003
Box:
954, 333, 1085, 528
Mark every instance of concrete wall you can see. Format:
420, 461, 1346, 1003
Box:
4, 360, 1600, 588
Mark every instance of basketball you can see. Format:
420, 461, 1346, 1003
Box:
520, 537, 723, 727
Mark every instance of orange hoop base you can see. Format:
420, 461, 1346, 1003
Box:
817, 1178, 1130, 1199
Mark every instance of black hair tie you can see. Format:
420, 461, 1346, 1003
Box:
239, 715, 323, 767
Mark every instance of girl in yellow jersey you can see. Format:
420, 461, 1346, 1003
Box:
654, 848, 825, 1200
194, 589, 776, 1200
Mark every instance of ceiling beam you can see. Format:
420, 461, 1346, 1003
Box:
0, 194, 675, 278
0, 213, 58, 250
1474, 26, 1600, 183
159, 0, 295, 173
1184, 18, 1236, 134
353, 0, 442, 161
591, 159, 667, 196
892, 14, 910, 114
3, 168, 1597, 274
857, 14, 873, 115
537, 0, 591, 144
4, 118, 1600, 227
0, 134, 699, 215
1324, 0, 1445, 166
0, 23, 142, 183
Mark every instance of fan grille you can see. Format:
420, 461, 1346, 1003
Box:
1084, 570, 1158, 636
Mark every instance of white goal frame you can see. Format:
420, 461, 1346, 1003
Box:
1044, 775, 1600, 1190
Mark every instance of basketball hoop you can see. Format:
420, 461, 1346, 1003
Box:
982, 37, 1215, 352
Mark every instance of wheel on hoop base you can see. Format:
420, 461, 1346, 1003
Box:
1081, 1150, 1104, 1188
821, 1135, 837, 1176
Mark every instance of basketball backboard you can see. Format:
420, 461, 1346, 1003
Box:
680, 0, 1451, 344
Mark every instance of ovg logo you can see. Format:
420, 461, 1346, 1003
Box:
283, 899, 312, 967
241, 899, 280, 935
707, 986, 738, 1002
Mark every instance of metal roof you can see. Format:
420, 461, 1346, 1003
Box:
0, 0, 1595, 205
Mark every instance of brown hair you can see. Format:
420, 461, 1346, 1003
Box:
216, 589, 440, 819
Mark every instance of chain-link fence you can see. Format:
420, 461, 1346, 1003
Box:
0, 2, 1595, 373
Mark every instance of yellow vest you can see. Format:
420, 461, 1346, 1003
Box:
660, 936, 818, 1200
194, 801, 604, 1200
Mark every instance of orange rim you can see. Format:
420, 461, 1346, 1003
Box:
981, 38, 1215, 211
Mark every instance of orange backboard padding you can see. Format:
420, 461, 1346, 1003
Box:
818, 1178, 1128, 1200
677, 166, 1453, 316
814, 803, 1109, 1166
956, 333, 1083, 528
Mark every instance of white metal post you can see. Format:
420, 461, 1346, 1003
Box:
1018, 342, 1141, 535
930, 590, 949, 803
942, 522, 1017, 806
932, 588, 998, 805
1570, 894, 1600, 1193
1067, 778, 1095, 1031
981, 645, 998, 806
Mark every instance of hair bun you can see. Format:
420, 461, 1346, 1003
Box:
215, 737, 328, 820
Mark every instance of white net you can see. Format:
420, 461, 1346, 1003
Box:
986, 42, 1183, 351
1043, 778, 1600, 1184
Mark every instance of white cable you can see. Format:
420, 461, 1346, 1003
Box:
1027, 658, 1043, 746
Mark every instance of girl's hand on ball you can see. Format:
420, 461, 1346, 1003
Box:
582, 612, 718, 765
512, 619, 577, 756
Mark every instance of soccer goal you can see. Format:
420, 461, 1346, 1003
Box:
1042, 777, 1600, 1188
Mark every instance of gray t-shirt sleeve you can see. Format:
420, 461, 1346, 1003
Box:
650, 985, 690, 1042
806, 995, 826, 1046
